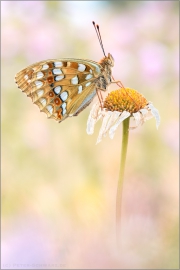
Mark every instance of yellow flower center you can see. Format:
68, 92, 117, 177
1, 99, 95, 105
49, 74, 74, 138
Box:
103, 88, 148, 114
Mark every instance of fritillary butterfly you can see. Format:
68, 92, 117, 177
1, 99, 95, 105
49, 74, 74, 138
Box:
15, 22, 116, 123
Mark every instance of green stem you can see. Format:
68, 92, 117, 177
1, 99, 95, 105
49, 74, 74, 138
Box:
116, 116, 130, 247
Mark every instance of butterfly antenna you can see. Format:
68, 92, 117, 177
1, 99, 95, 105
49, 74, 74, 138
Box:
96, 24, 106, 57
92, 21, 106, 57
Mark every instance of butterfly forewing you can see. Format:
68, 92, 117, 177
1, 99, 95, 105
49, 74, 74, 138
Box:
15, 58, 102, 122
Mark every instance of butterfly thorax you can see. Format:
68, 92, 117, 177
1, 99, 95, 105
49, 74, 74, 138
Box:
97, 57, 113, 89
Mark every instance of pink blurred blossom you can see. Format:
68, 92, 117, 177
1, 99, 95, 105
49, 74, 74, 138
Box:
139, 43, 168, 80
2, 25, 23, 59
163, 120, 179, 152
24, 21, 65, 62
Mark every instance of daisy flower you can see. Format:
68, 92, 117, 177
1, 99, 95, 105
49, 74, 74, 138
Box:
87, 87, 160, 144
86, 86, 160, 247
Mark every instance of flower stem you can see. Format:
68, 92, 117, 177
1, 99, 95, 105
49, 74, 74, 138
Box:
116, 116, 130, 247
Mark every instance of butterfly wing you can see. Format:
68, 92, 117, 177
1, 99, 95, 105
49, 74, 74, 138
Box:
15, 58, 103, 122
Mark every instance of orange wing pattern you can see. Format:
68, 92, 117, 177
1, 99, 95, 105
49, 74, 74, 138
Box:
15, 58, 103, 122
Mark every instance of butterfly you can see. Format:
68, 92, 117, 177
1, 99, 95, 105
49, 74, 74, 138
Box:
15, 22, 116, 123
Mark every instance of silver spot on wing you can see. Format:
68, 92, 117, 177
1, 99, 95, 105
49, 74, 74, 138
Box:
71, 75, 78, 85
60, 91, 68, 101
78, 64, 86, 72
54, 86, 62, 94
78, 85, 83, 94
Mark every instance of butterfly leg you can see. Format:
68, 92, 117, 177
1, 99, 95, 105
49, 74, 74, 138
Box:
96, 88, 104, 109
111, 76, 140, 109
111, 76, 125, 89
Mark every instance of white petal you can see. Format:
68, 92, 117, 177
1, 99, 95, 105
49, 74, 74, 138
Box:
86, 103, 102, 135
139, 108, 149, 116
96, 111, 112, 144
103, 111, 121, 134
142, 105, 153, 119
133, 112, 142, 127
148, 103, 161, 129
109, 111, 130, 139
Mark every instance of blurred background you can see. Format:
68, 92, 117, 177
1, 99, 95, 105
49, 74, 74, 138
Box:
1, 1, 179, 269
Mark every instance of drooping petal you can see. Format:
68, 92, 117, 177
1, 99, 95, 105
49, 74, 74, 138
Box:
139, 108, 150, 125
143, 111, 154, 121
96, 111, 113, 144
140, 108, 149, 116
148, 103, 161, 129
86, 103, 102, 135
132, 112, 142, 127
103, 111, 121, 134
109, 111, 130, 139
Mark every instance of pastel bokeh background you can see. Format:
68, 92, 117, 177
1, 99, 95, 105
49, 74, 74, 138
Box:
2, 1, 179, 269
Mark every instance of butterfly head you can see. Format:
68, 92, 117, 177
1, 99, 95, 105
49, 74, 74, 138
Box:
107, 53, 114, 67
100, 53, 114, 67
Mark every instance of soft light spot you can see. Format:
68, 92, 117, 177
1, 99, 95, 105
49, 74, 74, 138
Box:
55, 75, 64, 81
54, 61, 63, 67
78, 85, 82, 94
90, 69, 93, 74
71, 75, 78, 85
78, 64, 86, 72
60, 91, 68, 101
36, 72, 44, 79
53, 68, 62, 75
54, 86, 61, 94
24, 75, 28, 80
85, 82, 91, 87
35, 81, 43, 88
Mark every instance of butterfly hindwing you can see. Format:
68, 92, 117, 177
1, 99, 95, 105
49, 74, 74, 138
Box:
15, 58, 102, 122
